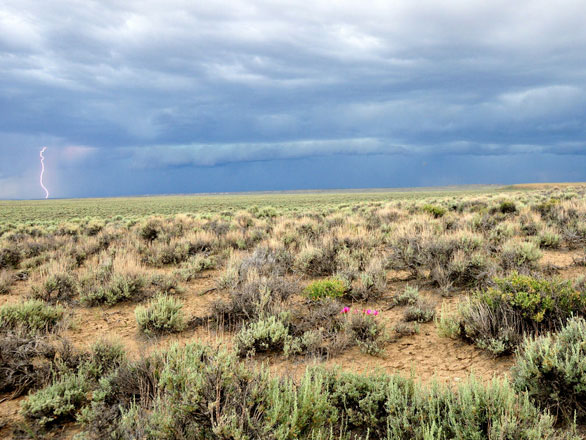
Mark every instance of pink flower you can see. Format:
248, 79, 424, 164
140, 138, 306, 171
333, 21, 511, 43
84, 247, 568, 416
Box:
340, 307, 350, 314
373, 310, 379, 316
366, 309, 372, 315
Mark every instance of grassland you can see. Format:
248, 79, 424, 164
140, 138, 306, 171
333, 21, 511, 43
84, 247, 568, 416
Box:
1, 183, 585, 439
0, 185, 504, 223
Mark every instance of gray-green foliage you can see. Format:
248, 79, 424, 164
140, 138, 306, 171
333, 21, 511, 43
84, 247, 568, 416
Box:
135, 295, 186, 335
76, 343, 575, 440
403, 299, 436, 323
0, 300, 64, 334
234, 314, 293, 357
80, 272, 147, 306
31, 272, 77, 303
21, 371, 89, 428
393, 285, 419, 306
174, 255, 217, 281
512, 317, 586, 423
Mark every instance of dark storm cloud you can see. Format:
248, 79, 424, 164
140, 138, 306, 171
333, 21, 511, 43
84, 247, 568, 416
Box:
1, 0, 586, 197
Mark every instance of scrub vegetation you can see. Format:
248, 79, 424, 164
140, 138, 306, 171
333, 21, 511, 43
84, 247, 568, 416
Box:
1, 183, 586, 438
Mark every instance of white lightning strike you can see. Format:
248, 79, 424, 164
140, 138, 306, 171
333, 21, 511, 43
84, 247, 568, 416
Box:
39, 147, 49, 199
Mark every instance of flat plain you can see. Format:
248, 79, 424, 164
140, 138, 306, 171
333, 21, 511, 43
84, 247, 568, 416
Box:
1, 183, 585, 439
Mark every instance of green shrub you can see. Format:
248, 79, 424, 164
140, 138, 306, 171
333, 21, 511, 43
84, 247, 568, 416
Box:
85, 339, 126, 379
21, 372, 89, 428
0, 246, 21, 269
25, 341, 585, 439
135, 295, 186, 335
404, 299, 436, 323
303, 279, 347, 301
498, 200, 517, 214
422, 204, 446, 218
80, 273, 148, 306
450, 274, 586, 355
31, 273, 77, 304
343, 313, 387, 355
501, 241, 542, 271
393, 285, 419, 306
234, 315, 293, 357
174, 255, 216, 281
513, 317, 586, 423
0, 300, 64, 334
538, 230, 562, 249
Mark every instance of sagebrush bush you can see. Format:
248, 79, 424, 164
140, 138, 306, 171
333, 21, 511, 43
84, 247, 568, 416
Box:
538, 229, 562, 249
393, 285, 420, 306
80, 270, 178, 306
76, 342, 576, 439
80, 272, 148, 306
294, 241, 339, 276
512, 317, 586, 423
0, 300, 64, 334
135, 295, 186, 335
498, 200, 517, 214
21, 371, 89, 428
449, 274, 586, 355
422, 204, 447, 218
393, 322, 419, 338
343, 312, 387, 355
174, 255, 216, 281
0, 246, 21, 269
404, 299, 436, 323
31, 272, 77, 303
211, 275, 297, 326
234, 314, 293, 357
500, 240, 542, 271
85, 339, 126, 379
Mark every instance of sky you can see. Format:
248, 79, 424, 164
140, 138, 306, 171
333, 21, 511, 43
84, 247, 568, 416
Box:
1, 0, 586, 199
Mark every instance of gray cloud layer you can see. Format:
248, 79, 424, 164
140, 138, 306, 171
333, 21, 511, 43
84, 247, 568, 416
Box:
1, 0, 586, 197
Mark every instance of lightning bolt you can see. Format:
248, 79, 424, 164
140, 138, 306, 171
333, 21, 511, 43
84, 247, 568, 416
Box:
39, 147, 49, 199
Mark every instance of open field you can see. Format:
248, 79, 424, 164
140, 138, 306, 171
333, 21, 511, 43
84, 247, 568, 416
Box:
1, 183, 586, 438
0, 185, 505, 223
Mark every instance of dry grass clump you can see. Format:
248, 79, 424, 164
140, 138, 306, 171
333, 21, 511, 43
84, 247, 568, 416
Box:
211, 273, 298, 327
78, 254, 180, 306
